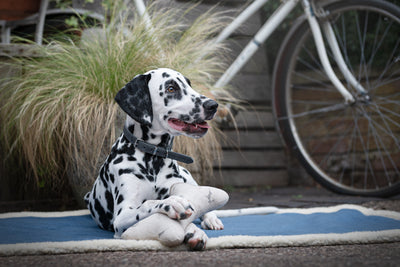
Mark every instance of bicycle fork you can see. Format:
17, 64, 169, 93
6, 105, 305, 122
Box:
302, 0, 367, 103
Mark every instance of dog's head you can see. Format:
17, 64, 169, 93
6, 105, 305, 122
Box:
115, 68, 218, 138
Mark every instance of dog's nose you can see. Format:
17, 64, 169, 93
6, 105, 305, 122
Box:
203, 99, 218, 112
203, 99, 218, 120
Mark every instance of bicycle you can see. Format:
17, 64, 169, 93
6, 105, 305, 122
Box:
135, 0, 400, 197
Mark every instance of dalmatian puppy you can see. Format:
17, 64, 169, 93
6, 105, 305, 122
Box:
84, 68, 229, 250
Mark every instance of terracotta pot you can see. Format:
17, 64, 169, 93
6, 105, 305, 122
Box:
0, 0, 41, 21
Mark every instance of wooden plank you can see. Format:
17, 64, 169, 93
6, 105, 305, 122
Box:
213, 169, 289, 187
0, 44, 44, 57
230, 73, 272, 103
228, 110, 276, 129
221, 130, 284, 149
217, 150, 286, 168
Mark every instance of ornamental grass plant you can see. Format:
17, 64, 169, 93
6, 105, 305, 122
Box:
0, 1, 235, 204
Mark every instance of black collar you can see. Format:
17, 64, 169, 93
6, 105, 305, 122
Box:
123, 126, 194, 164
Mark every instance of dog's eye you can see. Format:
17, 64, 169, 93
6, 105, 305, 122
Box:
167, 86, 176, 93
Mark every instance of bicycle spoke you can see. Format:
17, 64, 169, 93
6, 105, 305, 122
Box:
368, 104, 400, 148
317, 122, 353, 171
353, 108, 380, 188
373, 75, 400, 91
292, 70, 335, 90
280, 103, 348, 120
361, 105, 400, 176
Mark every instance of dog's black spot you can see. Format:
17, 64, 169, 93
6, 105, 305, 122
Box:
104, 170, 110, 183
99, 167, 107, 187
166, 173, 174, 179
114, 187, 120, 199
164, 98, 169, 106
127, 156, 136, 161
109, 174, 115, 183
159, 92, 163, 97
141, 125, 150, 141
164, 205, 170, 212
184, 77, 191, 86
136, 214, 140, 220
179, 114, 190, 122
148, 209, 152, 213
89, 202, 95, 217
162, 72, 170, 78
93, 184, 97, 199
117, 194, 124, 205
117, 208, 122, 215
182, 169, 189, 174
136, 174, 145, 180
157, 188, 169, 200
119, 168, 133, 176
138, 163, 147, 174
159, 188, 168, 196
113, 156, 123, 164
117, 143, 135, 156
164, 80, 182, 101
94, 199, 113, 230
146, 174, 155, 182
142, 199, 147, 204
105, 190, 114, 214
150, 134, 156, 139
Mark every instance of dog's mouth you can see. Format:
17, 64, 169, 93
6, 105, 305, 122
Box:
168, 118, 210, 137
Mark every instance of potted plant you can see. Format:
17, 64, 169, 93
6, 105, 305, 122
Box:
0, 1, 235, 207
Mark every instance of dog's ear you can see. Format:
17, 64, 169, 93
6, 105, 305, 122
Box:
115, 74, 153, 126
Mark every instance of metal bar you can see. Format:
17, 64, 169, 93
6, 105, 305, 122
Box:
215, 0, 270, 44
214, 0, 299, 88
322, 21, 367, 95
35, 0, 49, 45
302, 0, 355, 103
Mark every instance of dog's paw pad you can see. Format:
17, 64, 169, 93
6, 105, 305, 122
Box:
184, 225, 208, 251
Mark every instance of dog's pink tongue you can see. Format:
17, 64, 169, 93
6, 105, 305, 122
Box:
168, 119, 210, 132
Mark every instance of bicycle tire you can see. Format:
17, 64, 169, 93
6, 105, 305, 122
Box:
272, 0, 400, 197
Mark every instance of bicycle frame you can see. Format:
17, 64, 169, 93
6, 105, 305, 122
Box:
134, 0, 367, 104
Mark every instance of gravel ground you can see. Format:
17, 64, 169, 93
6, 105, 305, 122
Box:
2, 243, 400, 267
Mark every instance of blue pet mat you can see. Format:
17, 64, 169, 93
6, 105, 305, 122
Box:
1, 205, 400, 255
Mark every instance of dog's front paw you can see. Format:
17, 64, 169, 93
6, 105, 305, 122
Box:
161, 195, 194, 220
184, 223, 208, 250
201, 211, 224, 230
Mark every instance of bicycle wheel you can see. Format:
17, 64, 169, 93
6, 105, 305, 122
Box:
273, 0, 400, 197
